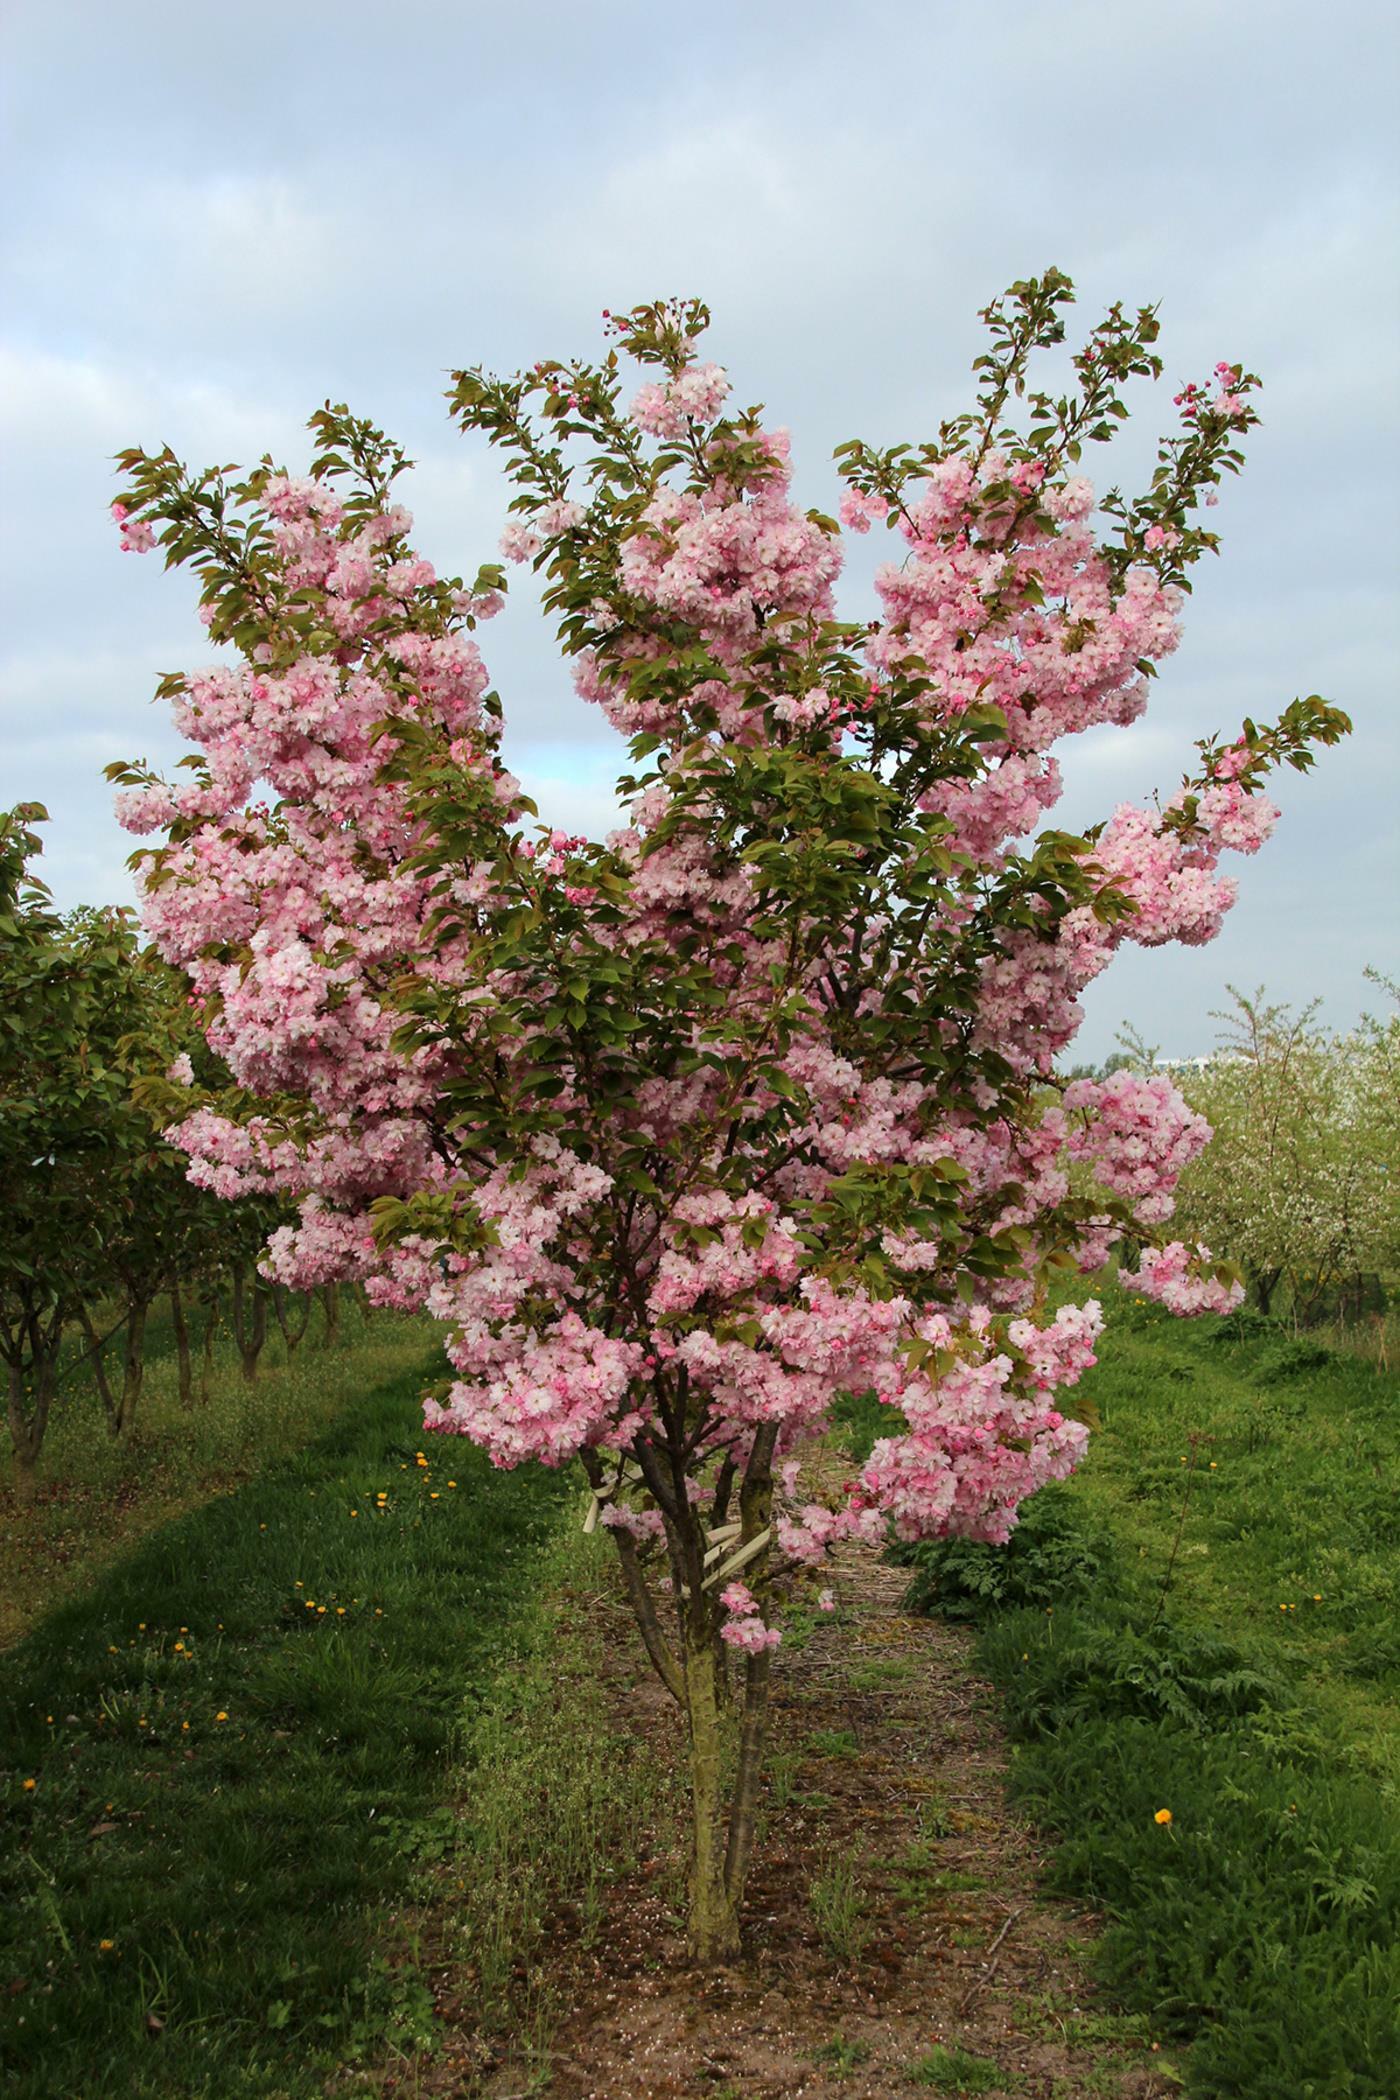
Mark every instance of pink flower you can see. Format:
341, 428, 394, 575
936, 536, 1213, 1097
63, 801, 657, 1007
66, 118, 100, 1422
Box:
111, 502, 156, 554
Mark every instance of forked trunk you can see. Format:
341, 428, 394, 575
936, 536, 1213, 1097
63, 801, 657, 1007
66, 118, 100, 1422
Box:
7, 1354, 55, 1505
272, 1284, 312, 1358
231, 1269, 269, 1382
81, 1299, 150, 1438
594, 1415, 779, 1963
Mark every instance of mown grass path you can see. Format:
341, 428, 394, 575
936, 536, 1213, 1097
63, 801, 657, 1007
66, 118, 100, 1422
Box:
0, 1351, 565, 2099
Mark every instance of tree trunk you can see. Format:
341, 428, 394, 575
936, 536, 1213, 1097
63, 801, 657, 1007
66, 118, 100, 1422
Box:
171, 1283, 193, 1408
724, 1645, 774, 1909
7, 1354, 55, 1506
1252, 1268, 1280, 1318
231, 1269, 269, 1383
114, 1298, 149, 1437
319, 1282, 341, 1346
79, 1306, 119, 1433
198, 1284, 220, 1404
599, 1416, 779, 1963
683, 1643, 741, 1961
85, 1298, 150, 1438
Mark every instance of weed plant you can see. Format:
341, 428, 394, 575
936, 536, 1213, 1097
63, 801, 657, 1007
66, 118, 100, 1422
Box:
808, 1847, 871, 1964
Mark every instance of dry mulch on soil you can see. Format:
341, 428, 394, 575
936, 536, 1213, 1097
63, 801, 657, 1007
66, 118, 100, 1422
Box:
398, 1538, 1178, 2100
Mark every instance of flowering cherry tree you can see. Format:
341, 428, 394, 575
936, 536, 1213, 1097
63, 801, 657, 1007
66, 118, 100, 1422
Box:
109, 272, 1346, 1956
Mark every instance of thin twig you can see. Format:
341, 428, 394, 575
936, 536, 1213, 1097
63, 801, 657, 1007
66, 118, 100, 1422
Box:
954, 1904, 1025, 2014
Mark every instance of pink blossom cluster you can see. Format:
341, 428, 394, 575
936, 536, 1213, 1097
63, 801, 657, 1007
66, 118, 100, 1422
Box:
110, 501, 156, 553
1134, 1241, 1244, 1317
629, 361, 731, 438
617, 453, 840, 661
719, 1581, 782, 1653
846, 1300, 1099, 1545
1063, 1071, 1212, 1224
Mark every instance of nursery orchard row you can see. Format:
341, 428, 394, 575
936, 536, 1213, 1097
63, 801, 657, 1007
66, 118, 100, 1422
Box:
1, 804, 329, 1503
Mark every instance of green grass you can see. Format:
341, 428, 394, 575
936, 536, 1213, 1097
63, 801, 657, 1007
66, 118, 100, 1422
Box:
808, 1847, 871, 1965
418, 1522, 672, 2034
911, 2042, 1011, 2093
0, 1346, 573, 2097
897, 1291, 1400, 2100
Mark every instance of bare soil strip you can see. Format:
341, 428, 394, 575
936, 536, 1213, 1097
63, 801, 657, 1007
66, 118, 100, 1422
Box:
417, 1541, 1180, 2100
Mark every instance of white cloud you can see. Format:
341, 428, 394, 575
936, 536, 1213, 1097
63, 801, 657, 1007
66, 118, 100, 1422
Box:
2, 0, 1396, 1055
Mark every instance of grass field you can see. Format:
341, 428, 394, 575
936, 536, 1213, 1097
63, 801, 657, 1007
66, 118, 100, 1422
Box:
6, 1290, 1397, 2097
0, 1297, 438, 1649
0, 1338, 599, 2097
891, 1290, 1400, 2100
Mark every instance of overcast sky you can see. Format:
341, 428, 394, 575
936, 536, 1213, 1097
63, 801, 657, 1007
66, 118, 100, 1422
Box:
2, 0, 1396, 1059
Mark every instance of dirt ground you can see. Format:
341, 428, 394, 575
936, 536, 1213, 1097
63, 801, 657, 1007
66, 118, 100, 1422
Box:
390, 1535, 1179, 2100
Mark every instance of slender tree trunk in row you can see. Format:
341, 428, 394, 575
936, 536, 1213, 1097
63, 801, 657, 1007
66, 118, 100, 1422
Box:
6, 1352, 57, 1506
82, 1298, 150, 1438
272, 1284, 311, 1359
197, 1283, 221, 1404
230, 1268, 269, 1383
319, 1282, 341, 1346
170, 1282, 193, 1408
1250, 1267, 1281, 1318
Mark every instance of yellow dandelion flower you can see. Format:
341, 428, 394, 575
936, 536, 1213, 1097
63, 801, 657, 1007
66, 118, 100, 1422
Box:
1313, 1593, 1322, 1602
447, 1480, 456, 1489
1154, 1808, 1173, 1826
174, 1642, 185, 1653
215, 1711, 228, 1723
22, 1778, 36, 1791
99, 1939, 115, 1952
336, 1607, 346, 1616
182, 1722, 190, 1733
